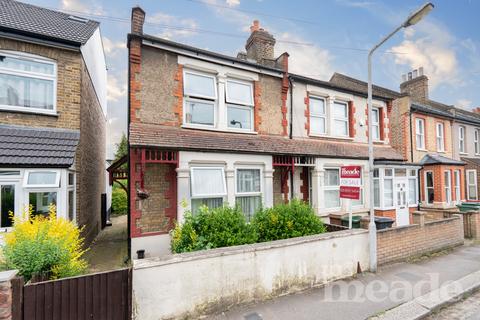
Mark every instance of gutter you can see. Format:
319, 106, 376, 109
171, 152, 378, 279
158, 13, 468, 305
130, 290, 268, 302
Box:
0, 30, 81, 51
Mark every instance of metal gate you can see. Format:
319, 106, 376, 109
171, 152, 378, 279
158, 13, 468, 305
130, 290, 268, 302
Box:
14, 268, 132, 320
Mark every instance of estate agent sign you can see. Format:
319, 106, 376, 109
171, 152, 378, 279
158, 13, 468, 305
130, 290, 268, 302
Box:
340, 166, 361, 200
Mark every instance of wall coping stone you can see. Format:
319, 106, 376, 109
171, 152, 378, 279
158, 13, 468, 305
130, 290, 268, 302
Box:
134, 229, 368, 270
0, 270, 18, 282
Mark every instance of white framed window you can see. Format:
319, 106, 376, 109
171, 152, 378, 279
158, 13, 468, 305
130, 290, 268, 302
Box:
185, 98, 215, 126
310, 97, 327, 135
459, 126, 466, 153
190, 167, 226, 214
0, 184, 15, 228
436, 122, 445, 152
235, 168, 262, 220
373, 169, 380, 208
467, 169, 478, 201
0, 51, 57, 114
183, 70, 217, 128
415, 118, 425, 150
184, 71, 217, 100
352, 168, 364, 207
384, 169, 394, 208
372, 108, 380, 141
23, 170, 60, 188
444, 170, 452, 204
408, 169, 417, 206
226, 79, 254, 131
29, 191, 57, 217
67, 171, 76, 222
425, 171, 434, 204
475, 129, 480, 155
324, 168, 340, 209
332, 101, 349, 137
454, 170, 461, 204
225, 79, 253, 106
227, 104, 253, 130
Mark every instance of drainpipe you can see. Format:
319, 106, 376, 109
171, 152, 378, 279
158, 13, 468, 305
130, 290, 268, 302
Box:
288, 77, 294, 199
410, 110, 421, 211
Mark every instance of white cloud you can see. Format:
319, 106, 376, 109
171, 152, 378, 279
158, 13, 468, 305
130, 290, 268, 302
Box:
61, 0, 103, 15
147, 12, 198, 39
389, 19, 460, 89
107, 75, 126, 102
456, 99, 473, 110
102, 37, 125, 57
335, 0, 375, 9
226, 0, 240, 7
277, 33, 334, 80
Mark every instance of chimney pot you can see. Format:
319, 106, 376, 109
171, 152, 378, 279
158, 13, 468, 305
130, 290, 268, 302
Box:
250, 20, 260, 32
400, 67, 429, 101
245, 20, 276, 64
419, 67, 424, 76
413, 69, 418, 78
408, 72, 413, 80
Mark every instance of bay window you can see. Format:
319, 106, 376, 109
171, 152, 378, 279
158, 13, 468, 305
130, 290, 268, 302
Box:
415, 118, 425, 150
0, 51, 56, 114
467, 170, 477, 201
372, 108, 380, 141
425, 171, 434, 204
309, 97, 327, 135
184, 71, 217, 127
190, 167, 226, 214
23, 170, 60, 188
226, 79, 254, 131
67, 172, 76, 221
373, 169, 380, 207
324, 168, 340, 209
236, 169, 262, 220
29, 191, 57, 217
0, 185, 15, 228
408, 170, 417, 205
444, 171, 452, 204
436, 122, 444, 152
384, 169, 394, 207
332, 101, 349, 137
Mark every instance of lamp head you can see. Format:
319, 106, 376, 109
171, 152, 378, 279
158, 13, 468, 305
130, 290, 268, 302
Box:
403, 2, 434, 27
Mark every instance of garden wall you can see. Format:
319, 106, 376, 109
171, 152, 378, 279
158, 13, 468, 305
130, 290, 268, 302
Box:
133, 229, 369, 319
377, 212, 464, 265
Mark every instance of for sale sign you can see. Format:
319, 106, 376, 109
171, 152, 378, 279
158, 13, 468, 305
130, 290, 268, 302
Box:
340, 166, 361, 200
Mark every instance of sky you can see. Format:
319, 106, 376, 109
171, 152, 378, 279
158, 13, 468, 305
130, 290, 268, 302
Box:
22, 0, 480, 158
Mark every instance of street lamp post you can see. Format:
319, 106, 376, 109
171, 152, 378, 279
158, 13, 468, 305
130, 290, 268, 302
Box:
368, 2, 434, 272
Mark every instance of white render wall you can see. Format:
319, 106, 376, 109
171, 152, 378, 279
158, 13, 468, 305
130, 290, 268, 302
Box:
289, 81, 388, 144
176, 151, 273, 223
452, 121, 480, 159
133, 229, 369, 319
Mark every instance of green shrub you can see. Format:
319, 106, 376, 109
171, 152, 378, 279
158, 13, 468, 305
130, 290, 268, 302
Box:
171, 206, 257, 253
2, 205, 87, 282
111, 187, 127, 215
251, 199, 326, 242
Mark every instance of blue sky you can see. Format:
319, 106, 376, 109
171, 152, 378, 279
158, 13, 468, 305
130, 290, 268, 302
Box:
24, 0, 480, 157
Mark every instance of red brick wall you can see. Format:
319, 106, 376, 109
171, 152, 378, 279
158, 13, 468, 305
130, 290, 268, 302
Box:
299, 167, 309, 202
348, 101, 356, 138
420, 165, 465, 205
377, 215, 464, 265
304, 94, 310, 135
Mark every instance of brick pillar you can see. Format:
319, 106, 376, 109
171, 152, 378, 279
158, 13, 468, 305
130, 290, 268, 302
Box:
412, 211, 425, 226
0, 270, 18, 320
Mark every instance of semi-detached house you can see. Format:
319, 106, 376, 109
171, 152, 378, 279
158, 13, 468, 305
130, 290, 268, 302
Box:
127, 7, 421, 257
0, 0, 107, 244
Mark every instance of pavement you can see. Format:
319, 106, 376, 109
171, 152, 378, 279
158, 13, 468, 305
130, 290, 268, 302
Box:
83, 214, 129, 272
211, 244, 480, 320
424, 289, 480, 320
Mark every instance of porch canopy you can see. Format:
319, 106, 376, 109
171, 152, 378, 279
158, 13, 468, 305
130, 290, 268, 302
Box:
107, 155, 128, 192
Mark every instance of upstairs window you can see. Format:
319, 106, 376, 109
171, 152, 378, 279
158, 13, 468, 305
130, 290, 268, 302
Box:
184, 71, 217, 127
371, 108, 380, 141
226, 79, 254, 131
415, 118, 425, 150
436, 122, 444, 152
332, 101, 349, 137
0, 51, 56, 114
475, 129, 480, 155
459, 126, 466, 153
309, 97, 327, 135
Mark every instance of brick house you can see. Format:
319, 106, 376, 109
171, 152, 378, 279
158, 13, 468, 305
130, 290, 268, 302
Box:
388, 69, 466, 209
127, 7, 410, 257
0, 0, 107, 243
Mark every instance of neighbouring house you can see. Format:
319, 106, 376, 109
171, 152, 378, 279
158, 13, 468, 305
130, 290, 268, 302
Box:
388, 69, 466, 209
127, 7, 406, 258
0, 0, 107, 244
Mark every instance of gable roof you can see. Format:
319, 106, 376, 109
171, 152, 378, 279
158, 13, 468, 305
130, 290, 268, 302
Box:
0, 124, 80, 167
0, 0, 99, 46
329, 72, 403, 100
130, 123, 404, 161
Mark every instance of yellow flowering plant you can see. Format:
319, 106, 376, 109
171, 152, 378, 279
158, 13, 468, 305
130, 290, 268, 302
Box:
2, 204, 87, 282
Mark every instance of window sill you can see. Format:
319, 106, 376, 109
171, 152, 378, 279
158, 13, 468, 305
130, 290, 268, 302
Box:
0, 106, 58, 117
373, 140, 385, 145
181, 125, 258, 135
308, 134, 354, 141
459, 152, 469, 155
436, 150, 446, 153
416, 148, 428, 152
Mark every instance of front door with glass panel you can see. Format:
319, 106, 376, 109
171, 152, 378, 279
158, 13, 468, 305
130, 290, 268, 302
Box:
0, 183, 16, 230
395, 179, 409, 226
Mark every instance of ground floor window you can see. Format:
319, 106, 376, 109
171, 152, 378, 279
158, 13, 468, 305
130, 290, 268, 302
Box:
324, 168, 340, 209
190, 167, 227, 214
236, 169, 262, 220
408, 169, 417, 205
467, 170, 478, 201
444, 171, 452, 204
425, 171, 434, 204
191, 197, 223, 214
29, 191, 57, 217
454, 170, 461, 204
0, 184, 15, 228
373, 167, 418, 209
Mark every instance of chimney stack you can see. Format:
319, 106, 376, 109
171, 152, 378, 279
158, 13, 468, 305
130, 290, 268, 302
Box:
473, 107, 480, 114
131, 6, 145, 34
245, 20, 276, 64
400, 67, 429, 101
